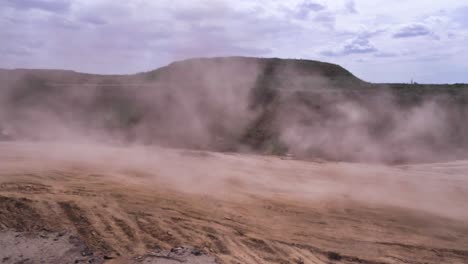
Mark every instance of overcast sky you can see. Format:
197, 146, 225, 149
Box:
1, 0, 468, 83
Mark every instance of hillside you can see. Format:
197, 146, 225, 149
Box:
1, 57, 468, 163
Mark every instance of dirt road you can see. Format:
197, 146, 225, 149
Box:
0, 142, 467, 263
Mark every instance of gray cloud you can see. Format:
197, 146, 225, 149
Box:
3, 0, 71, 13
345, 0, 358, 14
322, 36, 377, 56
393, 23, 432, 38
295, 0, 326, 19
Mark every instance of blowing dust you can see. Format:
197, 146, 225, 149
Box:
0, 58, 465, 163
0, 57, 467, 221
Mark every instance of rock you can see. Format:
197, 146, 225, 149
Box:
81, 247, 93, 256
327, 251, 342, 261
191, 248, 203, 256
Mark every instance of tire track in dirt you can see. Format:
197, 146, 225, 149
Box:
1, 143, 468, 263
0, 196, 48, 231
58, 201, 114, 254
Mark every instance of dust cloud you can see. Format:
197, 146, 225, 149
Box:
2, 57, 465, 163
1, 57, 467, 222
278, 90, 461, 163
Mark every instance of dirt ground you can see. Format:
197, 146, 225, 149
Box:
0, 142, 467, 263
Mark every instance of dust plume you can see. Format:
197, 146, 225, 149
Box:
1, 57, 467, 221
1, 58, 468, 264
0, 57, 467, 164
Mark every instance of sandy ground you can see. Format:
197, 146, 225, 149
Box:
0, 141, 467, 263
